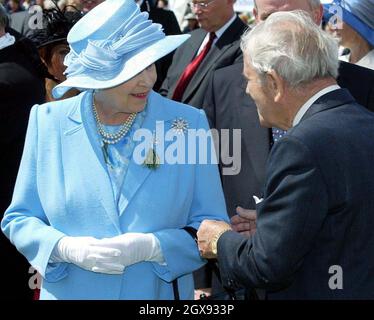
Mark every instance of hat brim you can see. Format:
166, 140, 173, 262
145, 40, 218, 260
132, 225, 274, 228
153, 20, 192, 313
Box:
37, 37, 67, 49
52, 34, 190, 99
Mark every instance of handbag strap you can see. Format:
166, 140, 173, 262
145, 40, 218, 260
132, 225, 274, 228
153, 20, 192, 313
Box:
172, 279, 180, 300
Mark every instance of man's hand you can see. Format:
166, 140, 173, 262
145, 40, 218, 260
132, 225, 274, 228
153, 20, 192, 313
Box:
197, 220, 231, 259
230, 206, 257, 237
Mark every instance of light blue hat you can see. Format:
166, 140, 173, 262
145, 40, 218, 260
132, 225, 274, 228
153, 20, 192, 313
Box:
52, 0, 189, 98
324, 0, 374, 47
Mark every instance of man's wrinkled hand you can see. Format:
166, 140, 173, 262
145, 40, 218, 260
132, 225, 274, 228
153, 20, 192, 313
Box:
197, 220, 231, 259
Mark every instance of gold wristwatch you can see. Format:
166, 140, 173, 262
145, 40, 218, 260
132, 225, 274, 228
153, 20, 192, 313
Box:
211, 228, 231, 255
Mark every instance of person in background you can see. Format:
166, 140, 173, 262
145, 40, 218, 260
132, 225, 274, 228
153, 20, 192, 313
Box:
160, 0, 247, 109
160, 0, 247, 297
0, 3, 46, 300
138, 0, 182, 92
157, 0, 168, 9
198, 10, 374, 300
183, 12, 199, 33
7, 0, 23, 13
201, 0, 374, 299
21, 0, 32, 10
29, 3, 82, 101
65, 0, 83, 11
324, 0, 374, 70
1, 0, 228, 300
81, 0, 102, 12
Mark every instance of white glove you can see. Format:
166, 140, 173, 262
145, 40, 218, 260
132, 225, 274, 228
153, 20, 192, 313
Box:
97, 233, 165, 268
51, 236, 124, 274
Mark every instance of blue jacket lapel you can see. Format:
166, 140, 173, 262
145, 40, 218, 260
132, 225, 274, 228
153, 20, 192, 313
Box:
118, 91, 174, 216
62, 91, 121, 233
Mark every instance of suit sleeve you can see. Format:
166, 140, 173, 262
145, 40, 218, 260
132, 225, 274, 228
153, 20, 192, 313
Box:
217, 135, 329, 291
152, 110, 229, 282
1, 105, 68, 282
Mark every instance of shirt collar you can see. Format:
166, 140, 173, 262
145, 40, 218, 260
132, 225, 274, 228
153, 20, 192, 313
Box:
215, 14, 237, 40
197, 14, 237, 55
357, 49, 374, 70
292, 85, 341, 127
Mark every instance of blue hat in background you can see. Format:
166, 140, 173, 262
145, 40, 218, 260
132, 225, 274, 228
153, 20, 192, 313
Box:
53, 0, 189, 98
324, 0, 374, 47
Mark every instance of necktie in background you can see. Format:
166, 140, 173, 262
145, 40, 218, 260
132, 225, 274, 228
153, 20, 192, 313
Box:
172, 32, 216, 102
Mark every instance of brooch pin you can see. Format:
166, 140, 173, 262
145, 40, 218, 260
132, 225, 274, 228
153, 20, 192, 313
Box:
143, 132, 160, 170
171, 118, 189, 135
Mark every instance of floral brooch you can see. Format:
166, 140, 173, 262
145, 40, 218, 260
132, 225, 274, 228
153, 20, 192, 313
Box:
171, 118, 189, 135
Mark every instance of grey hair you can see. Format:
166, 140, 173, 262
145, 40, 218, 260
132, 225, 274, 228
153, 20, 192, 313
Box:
0, 3, 8, 29
254, 0, 321, 10
241, 10, 339, 87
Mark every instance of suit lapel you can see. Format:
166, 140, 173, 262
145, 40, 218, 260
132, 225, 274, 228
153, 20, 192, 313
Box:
182, 17, 246, 103
300, 88, 356, 123
176, 30, 205, 76
61, 92, 121, 233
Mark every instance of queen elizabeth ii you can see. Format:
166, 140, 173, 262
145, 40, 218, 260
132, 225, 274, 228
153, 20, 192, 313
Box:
1, 0, 228, 300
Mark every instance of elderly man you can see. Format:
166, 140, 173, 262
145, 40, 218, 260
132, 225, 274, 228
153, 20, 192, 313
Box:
205, 0, 374, 251
198, 10, 374, 299
205, 0, 374, 241
159, 0, 247, 108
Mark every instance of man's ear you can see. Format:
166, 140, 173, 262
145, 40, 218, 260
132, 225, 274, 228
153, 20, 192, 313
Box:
266, 70, 285, 103
253, 7, 259, 23
314, 4, 324, 25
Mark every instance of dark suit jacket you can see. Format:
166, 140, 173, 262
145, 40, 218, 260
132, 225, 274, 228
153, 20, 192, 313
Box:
160, 16, 247, 108
217, 89, 374, 299
0, 29, 46, 299
204, 63, 269, 216
204, 60, 374, 216
338, 61, 374, 112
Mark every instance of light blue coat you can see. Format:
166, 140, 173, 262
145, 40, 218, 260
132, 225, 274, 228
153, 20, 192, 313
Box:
1, 90, 228, 300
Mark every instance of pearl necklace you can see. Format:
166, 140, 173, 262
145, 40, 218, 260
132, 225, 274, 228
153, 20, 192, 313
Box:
92, 97, 137, 145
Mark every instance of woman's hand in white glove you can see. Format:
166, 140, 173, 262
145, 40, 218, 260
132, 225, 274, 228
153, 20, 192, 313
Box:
98, 233, 164, 268
53, 236, 124, 274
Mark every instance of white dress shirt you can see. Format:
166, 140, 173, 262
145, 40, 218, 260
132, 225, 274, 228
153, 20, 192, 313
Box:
339, 49, 374, 71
